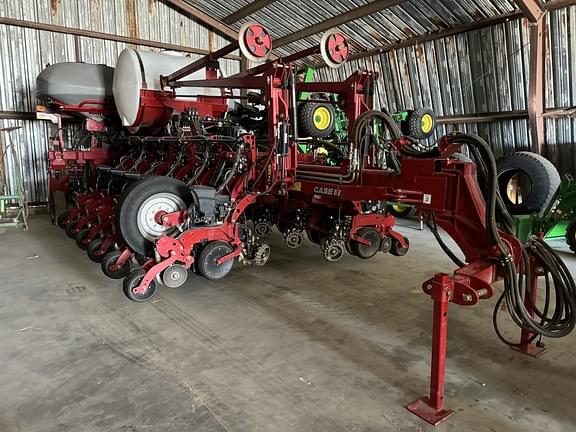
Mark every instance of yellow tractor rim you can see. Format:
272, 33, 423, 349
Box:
421, 113, 434, 134
313, 106, 332, 130
391, 204, 407, 212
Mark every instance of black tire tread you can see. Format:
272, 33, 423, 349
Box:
298, 102, 336, 139
497, 151, 560, 215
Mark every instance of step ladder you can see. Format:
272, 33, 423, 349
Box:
0, 126, 29, 230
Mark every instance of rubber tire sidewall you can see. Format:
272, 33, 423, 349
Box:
350, 227, 381, 259
87, 239, 105, 263
497, 151, 561, 215
117, 176, 193, 257
197, 241, 234, 281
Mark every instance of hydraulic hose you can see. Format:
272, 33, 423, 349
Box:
436, 132, 576, 344
297, 110, 401, 183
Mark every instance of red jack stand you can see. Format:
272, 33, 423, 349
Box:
406, 274, 455, 425
512, 258, 547, 358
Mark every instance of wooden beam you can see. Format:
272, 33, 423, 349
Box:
543, 0, 576, 10
223, 0, 278, 24
161, 0, 238, 40
514, 0, 547, 153
0, 111, 36, 121
527, 19, 547, 153
274, 0, 405, 48
513, 0, 546, 22
0, 17, 242, 60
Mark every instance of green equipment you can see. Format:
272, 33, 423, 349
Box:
512, 175, 576, 249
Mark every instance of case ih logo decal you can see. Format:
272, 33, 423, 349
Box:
314, 186, 342, 197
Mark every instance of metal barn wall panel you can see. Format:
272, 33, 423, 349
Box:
0, 0, 240, 203
545, 6, 576, 175
319, 7, 575, 172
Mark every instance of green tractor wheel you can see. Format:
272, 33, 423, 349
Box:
396, 108, 436, 140
299, 102, 336, 139
387, 203, 417, 218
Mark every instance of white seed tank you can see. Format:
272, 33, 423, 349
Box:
113, 49, 222, 131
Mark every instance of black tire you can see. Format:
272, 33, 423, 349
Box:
298, 102, 336, 139
566, 218, 576, 253
75, 228, 91, 250
117, 177, 193, 256
101, 251, 132, 279
65, 221, 79, 239
387, 204, 417, 218
497, 151, 561, 215
123, 270, 157, 302
87, 239, 110, 263
197, 241, 235, 281
350, 227, 381, 259
390, 237, 409, 257
57, 212, 68, 229
401, 108, 436, 140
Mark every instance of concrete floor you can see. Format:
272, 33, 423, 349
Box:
1, 214, 576, 431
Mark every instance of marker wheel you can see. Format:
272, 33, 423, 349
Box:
239, 23, 273, 62
321, 30, 349, 68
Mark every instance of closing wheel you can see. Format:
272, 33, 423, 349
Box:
284, 228, 304, 249
101, 250, 132, 279
87, 238, 108, 263
197, 241, 235, 281
123, 270, 157, 302
118, 176, 193, 256
350, 227, 381, 259
57, 212, 68, 229
161, 264, 188, 288
239, 22, 273, 63
75, 228, 91, 250
566, 219, 576, 253
320, 30, 349, 68
390, 237, 410, 257
321, 238, 345, 262
65, 220, 79, 239
298, 102, 336, 139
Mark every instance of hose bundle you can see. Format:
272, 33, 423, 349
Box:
422, 132, 576, 345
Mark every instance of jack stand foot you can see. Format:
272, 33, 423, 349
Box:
511, 344, 547, 358
406, 397, 454, 426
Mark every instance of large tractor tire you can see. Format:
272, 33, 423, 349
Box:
497, 152, 560, 215
298, 102, 336, 139
117, 177, 193, 257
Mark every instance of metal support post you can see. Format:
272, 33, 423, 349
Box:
406, 273, 455, 425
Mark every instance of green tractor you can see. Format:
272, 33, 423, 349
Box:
295, 67, 437, 175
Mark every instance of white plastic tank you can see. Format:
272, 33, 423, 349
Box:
113, 49, 222, 131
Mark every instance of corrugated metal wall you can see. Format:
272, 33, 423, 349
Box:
318, 6, 576, 173
0, 0, 240, 203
